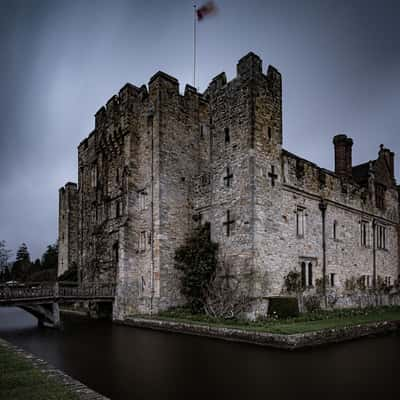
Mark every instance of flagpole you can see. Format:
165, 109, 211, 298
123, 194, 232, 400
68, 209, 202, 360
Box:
193, 4, 197, 88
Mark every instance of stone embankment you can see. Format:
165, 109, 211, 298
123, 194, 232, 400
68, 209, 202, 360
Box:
120, 317, 400, 350
0, 338, 110, 400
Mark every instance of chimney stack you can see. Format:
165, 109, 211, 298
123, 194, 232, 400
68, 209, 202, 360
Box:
333, 134, 353, 177
379, 144, 395, 180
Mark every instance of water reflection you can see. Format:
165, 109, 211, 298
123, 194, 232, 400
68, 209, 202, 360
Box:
0, 307, 399, 400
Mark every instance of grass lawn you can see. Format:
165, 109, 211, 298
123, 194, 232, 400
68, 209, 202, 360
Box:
0, 343, 79, 400
135, 306, 400, 335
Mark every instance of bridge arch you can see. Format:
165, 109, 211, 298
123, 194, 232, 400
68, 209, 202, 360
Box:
0, 283, 115, 329
19, 303, 60, 328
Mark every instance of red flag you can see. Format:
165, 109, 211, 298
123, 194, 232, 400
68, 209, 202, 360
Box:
196, 1, 218, 21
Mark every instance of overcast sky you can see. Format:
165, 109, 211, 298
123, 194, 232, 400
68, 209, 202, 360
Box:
0, 0, 399, 260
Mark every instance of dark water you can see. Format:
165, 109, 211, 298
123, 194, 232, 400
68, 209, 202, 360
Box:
0, 307, 399, 400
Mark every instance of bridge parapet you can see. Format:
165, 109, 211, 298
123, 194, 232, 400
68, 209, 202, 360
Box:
59, 283, 116, 298
0, 284, 54, 300
0, 282, 115, 302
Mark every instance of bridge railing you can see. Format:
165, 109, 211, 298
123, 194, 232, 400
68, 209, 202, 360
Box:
0, 284, 55, 300
0, 282, 115, 301
59, 283, 116, 298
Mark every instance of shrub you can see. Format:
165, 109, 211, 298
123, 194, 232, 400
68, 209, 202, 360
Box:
284, 271, 302, 294
345, 276, 357, 291
315, 278, 324, 295
204, 259, 252, 320
394, 277, 400, 291
268, 297, 299, 319
326, 289, 339, 308
303, 294, 321, 312
356, 276, 366, 291
376, 275, 391, 294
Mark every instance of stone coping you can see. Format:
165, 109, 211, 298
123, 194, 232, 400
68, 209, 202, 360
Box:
0, 337, 110, 400
120, 317, 400, 350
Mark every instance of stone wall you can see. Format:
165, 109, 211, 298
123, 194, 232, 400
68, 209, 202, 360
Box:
251, 138, 399, 301
122, 316, 400, 350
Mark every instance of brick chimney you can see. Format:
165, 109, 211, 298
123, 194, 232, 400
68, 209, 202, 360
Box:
379, 144, 395, 180
333, 134, 353, 177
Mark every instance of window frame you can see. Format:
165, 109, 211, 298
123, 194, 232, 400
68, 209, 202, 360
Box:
139, 231, 147, 252
376, 224, 387, 250
360, 220, 370, 247
300, 261, 314, 289
333, 220, 338, 241
296, 207, 306, 238
138, 190, 148, 210
330, 273, 335, 287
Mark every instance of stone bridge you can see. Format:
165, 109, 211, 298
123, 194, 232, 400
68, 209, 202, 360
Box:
0, 283, 115, 328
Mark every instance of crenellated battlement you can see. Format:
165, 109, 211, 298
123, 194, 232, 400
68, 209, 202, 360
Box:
80, 51, 282, 153
204, 52, 281, 97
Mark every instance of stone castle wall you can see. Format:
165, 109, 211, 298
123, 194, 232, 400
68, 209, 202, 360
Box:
253, 135, 399, 302
59, 52, 400, 318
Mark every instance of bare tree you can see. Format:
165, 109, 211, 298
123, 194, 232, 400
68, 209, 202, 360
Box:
203, 257, 253, 319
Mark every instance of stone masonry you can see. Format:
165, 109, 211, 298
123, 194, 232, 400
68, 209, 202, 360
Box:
58, 52, 400, 319
58, 182, 78, 277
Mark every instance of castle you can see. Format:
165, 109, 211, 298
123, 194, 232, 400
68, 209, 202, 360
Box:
58, 52, 400, 319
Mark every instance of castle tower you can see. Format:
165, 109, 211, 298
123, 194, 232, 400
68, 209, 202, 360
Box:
200, 52, 282, 314
58, 182, 78, 277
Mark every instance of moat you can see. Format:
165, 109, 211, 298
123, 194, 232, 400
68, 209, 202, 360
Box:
0, 307, 399, 400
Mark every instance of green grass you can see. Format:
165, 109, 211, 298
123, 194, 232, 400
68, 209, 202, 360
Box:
0, 344, 79, 400
133, 306, 400, 335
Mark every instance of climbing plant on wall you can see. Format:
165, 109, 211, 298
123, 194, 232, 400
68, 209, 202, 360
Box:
174, 222, 219, 313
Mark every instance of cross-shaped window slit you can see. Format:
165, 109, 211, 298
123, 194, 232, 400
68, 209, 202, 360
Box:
223, 167, 233, 187
223, 210, 235, 237
268, 165, 278, 186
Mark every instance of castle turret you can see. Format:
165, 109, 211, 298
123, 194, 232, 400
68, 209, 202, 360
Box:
58, 182, 78, 278
237, 52, 262, 80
